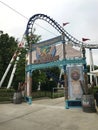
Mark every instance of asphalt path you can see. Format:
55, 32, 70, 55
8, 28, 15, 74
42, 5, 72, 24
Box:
0, 97, 98, 130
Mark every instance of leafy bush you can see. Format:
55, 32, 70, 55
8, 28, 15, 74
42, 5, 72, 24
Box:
0, 88, 15, 102
41, 80, 57, 92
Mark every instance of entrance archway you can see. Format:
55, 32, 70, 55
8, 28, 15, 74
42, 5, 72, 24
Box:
25, 14, 88, 106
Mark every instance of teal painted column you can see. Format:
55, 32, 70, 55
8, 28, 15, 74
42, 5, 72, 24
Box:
63, 65, 68, 100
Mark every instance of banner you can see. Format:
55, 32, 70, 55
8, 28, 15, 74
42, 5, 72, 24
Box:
67, 65, 83, 100
34, 45, 59, 64
31, 35, 63, 64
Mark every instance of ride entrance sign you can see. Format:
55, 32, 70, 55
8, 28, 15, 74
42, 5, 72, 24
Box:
34, 46, 59, 64
29, 35, 62, 64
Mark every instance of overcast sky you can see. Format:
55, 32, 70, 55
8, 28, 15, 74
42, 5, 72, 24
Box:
0, 0, 98, 65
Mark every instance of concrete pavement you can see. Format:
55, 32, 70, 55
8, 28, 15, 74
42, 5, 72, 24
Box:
0, 97, 98, 130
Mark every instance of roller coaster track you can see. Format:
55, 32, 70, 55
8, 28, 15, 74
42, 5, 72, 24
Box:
26, 13, 98, 49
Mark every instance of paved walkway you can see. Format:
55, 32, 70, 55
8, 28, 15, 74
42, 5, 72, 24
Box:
0, 97, 98, 130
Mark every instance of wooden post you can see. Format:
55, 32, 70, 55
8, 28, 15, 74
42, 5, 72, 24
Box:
26, 40, 32, 104
82, 46, 88, 94
62, 33, 68, 100
29, 42, 32, 97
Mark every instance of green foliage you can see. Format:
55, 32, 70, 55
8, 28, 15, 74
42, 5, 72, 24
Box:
13, 48, 27, 90
0, 88, 15, 102
32, 70, 47, 91
40, 67, 60, 91
0, 30, 41, 90
40, 80, 52, 91
25, 30, 41, 48
32, 67, 60, 91
48, 80, 57, 91
92, 86, 98, 94
0, 32, 17, 86
32, 91, 52, 98
87, 65, 98, 72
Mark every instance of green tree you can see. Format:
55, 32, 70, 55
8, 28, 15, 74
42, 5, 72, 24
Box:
32, 70, 46, 91
40, 67, 60, 91
0, 32, 17, 86
12, 48, 27, 90
13, 32, 41, 90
